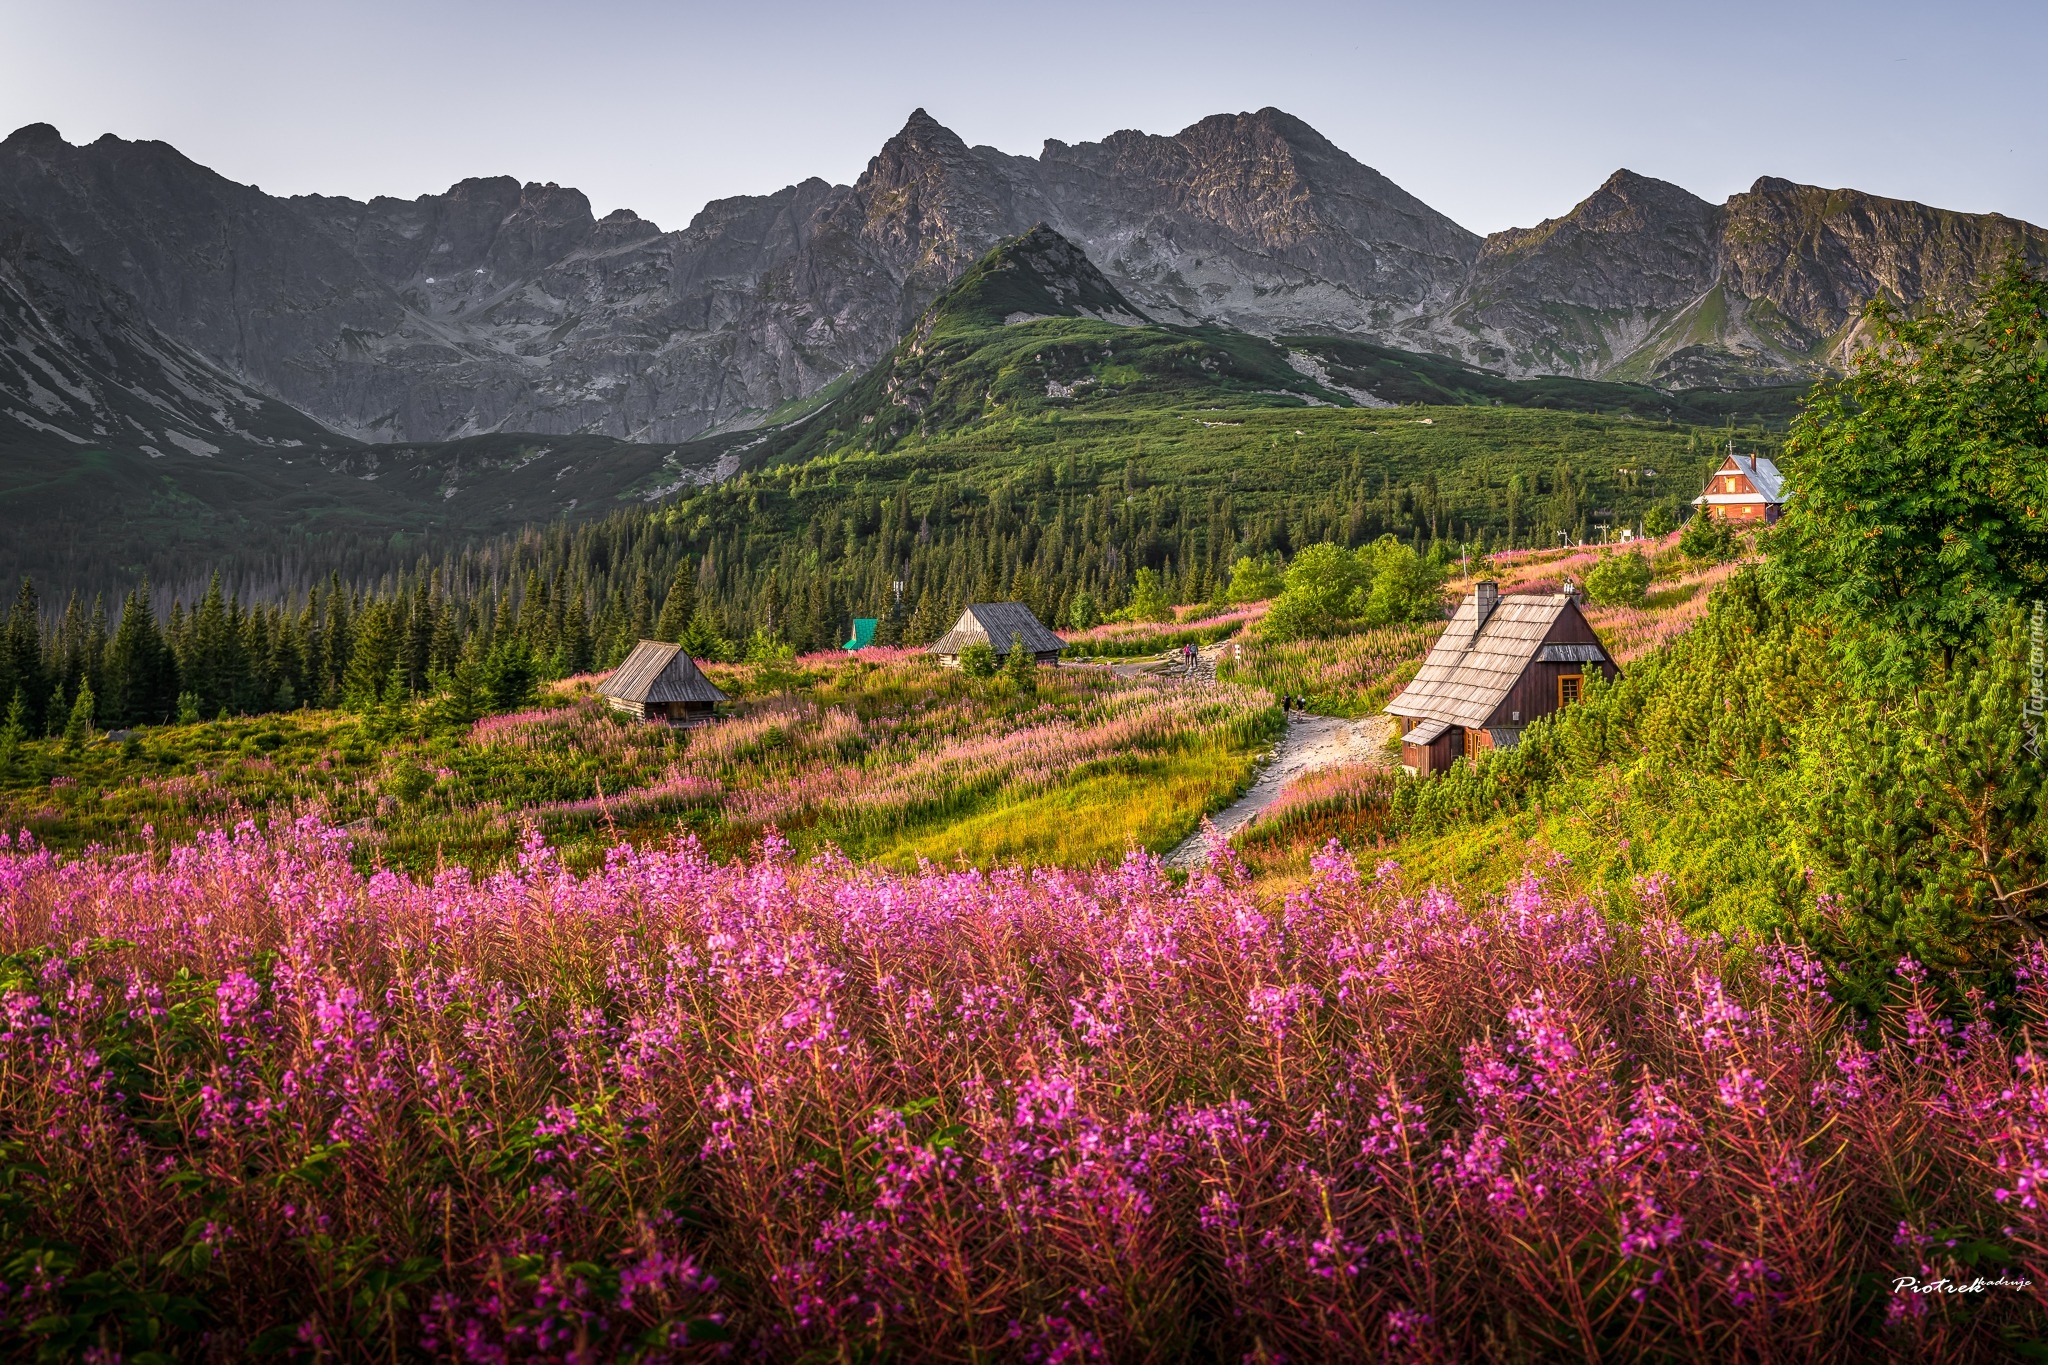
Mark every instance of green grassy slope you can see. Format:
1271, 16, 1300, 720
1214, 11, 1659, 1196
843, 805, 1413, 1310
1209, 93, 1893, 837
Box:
726, 229, 1802, 480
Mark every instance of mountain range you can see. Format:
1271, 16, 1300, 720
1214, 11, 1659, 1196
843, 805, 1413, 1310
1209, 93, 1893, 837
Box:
4, 108, 2044, 456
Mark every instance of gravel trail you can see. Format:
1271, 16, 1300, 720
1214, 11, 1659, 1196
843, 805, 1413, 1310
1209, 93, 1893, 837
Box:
1165, 711, 1394, 869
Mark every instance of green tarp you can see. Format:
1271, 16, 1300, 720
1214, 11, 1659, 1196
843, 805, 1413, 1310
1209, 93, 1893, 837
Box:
843, 618, 877, 651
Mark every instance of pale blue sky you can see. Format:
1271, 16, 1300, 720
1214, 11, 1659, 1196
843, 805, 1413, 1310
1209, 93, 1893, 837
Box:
4, 0, 2042, 235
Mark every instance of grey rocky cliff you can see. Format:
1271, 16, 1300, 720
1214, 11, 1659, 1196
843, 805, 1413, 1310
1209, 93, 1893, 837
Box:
3, 111, 2044, 446
1417, 169, 2048, 387
0, 195, 337, 458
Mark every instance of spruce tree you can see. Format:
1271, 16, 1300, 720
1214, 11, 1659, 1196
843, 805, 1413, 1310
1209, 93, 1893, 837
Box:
3, 579, 44, 734
654, 562, 695, 643
342, 603, 397, 710
105, 583, 179, 726
62, 680, 95, 754
0, 689, 24, 774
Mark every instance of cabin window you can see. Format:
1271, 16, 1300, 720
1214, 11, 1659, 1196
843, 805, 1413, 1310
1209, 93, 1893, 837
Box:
1559, 674, 1583, 706
1463, 727, 1477, 760
1724, 476, 1737, 493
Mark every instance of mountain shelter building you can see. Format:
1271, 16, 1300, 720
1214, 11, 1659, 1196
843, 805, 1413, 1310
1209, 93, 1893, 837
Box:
1692, 450, 1787, 524
1387, 583, 1618, 776
597, 640, 727, 725
928, 603, 1065, 667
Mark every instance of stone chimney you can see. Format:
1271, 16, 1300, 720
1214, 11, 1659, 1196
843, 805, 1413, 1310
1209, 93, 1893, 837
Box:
1474, 580, 1499, 630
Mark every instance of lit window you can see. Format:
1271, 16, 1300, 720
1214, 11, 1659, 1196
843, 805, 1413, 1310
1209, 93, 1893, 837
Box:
1559, 674, 1582, 705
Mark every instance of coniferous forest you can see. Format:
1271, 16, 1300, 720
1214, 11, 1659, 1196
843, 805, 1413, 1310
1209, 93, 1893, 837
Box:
9, 404, 1759, 729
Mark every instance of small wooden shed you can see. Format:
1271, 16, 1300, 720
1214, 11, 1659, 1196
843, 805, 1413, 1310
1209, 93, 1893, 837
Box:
928, 602, 1065, 667
1387, 582, 1618, 775
597, 641, 726, 726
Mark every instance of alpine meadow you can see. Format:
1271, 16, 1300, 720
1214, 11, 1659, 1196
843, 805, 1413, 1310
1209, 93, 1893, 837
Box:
0, 81, 2046, 1365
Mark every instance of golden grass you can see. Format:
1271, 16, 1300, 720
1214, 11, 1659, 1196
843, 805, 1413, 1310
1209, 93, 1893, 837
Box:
869, 742, 1257, 871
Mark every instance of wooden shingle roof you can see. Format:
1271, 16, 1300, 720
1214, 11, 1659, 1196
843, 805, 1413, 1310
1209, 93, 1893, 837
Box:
597, 641, 727, 704
1403, 717, 1451, 746
1388, 592, 1604, 729
928, 603, 1065, 657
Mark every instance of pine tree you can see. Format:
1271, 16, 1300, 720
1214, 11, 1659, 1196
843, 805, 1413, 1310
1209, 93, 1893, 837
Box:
105, 583, 180, 727
907, 588, 943, 645
0, 689, 24, 775
62, 680, 95, 754
628, 570, 656, 644
3, 579, 44, 735
654, 561, 695, 643
342, 602, 397, 710
405, 572, 436, 692
186, 574, 244, 716
556, 583, 596, 677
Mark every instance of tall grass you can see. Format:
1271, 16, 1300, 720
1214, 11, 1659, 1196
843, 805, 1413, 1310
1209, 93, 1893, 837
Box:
0, 655, 1274, 872
1220, 621, 1443, 716
1, 825, 2039, 1359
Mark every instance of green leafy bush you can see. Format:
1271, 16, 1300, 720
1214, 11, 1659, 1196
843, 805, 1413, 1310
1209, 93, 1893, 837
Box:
1224, 555, 1285, 604
1003, 631, 1036, 692
1772, 261, 2048, 679
1126, 568, 1176, 623
1584, 549, 1652, 606
1263, 537, 1445, 641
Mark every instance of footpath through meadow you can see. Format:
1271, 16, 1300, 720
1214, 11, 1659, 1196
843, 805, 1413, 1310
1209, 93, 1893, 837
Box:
1166, 707, 1393, 867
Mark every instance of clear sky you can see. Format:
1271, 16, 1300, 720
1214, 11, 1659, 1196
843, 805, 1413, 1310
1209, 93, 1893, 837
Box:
4, 0, 2042, 236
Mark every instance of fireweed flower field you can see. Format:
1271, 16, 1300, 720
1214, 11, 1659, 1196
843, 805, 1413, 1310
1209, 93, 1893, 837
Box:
1058, 603, 1270, 659
0, 823, 2041, 1361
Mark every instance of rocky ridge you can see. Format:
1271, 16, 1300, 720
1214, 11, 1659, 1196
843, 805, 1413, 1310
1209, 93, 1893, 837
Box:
2, 111, 2044, 445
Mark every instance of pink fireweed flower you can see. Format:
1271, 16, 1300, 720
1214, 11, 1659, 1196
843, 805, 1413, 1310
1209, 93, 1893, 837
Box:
1246, 982, 1320, 1041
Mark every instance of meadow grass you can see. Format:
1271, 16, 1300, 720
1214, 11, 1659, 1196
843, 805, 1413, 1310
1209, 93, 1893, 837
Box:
868, 740, 1260, 869
0, 654, 1278, 874
1219, 619, 1441, 716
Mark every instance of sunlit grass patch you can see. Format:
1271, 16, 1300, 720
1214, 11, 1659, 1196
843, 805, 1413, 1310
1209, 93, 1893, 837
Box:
869, 741, 1258, 870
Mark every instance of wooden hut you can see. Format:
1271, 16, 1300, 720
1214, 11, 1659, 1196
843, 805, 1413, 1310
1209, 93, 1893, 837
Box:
597, 641, 726, 725
1692, 449, 1787, 524
928, 603, 1065, 667
1386, 582, 1617, 775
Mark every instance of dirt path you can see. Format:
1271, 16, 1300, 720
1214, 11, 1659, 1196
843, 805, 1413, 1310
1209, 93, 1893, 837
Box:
1165, 711, 1394, 869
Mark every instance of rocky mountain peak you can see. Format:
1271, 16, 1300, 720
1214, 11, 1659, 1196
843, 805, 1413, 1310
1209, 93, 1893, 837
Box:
832, 109, 1048, 328
1484, 170, 1715, 258
3, 124, 63, 149
1717, 176, 2048, 349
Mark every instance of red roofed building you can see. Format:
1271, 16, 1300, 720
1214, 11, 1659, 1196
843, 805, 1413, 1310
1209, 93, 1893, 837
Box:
1692, 449, 1787, 525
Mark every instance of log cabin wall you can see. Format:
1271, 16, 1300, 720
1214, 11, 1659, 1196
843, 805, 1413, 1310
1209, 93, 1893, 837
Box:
1485, 606, 1620, 729
1402, 726, 1460, 775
